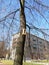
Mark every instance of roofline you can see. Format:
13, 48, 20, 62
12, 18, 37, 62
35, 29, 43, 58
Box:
12, 32, 49, 43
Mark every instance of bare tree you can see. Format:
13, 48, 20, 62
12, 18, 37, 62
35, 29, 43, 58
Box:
0, 0, 49, 65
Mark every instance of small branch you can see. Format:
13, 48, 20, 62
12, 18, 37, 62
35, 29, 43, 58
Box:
34, 0, 49, 9
25, 6, 38, 22
25, 1, 49, 25
26, 23, 49, 37
0, 8, 20, 22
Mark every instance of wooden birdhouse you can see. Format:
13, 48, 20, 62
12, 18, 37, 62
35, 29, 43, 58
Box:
22, 29, 26, 35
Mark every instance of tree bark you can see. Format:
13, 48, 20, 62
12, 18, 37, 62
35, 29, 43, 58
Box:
14, 0, 26, 65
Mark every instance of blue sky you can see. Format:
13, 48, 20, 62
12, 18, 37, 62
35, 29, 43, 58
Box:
24, 0, 49, 40
0, 0, 49, 41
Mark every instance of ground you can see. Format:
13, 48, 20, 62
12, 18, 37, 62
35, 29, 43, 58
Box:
0, 60, 49, 65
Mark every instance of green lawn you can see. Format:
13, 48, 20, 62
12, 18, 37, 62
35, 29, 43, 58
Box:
23, 62, 43, 65
32, 60, 49, 63
1, 60, 13, 65
0, 60, 49, 65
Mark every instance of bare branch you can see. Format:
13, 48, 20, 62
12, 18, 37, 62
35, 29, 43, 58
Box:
33, 7, 49, 25
25, 6, 38, 22
34, 0, 49, 9
25, 1, 49, 25
26, 23, 49, 37
0, 8, 20, 22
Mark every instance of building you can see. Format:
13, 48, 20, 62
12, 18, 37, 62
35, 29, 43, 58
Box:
25, 33, 49, 60
10, 33, 49, 60
10, 33, 20, 60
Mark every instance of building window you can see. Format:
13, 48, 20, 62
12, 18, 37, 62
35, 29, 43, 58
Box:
33, 39, 36, 41
33, 47, 37, 49
39, 41, 42, 44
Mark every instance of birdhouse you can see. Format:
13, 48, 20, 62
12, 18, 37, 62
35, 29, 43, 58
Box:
22, 29, 26, 35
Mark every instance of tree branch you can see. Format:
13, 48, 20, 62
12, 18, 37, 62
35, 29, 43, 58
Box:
34, 0, 49, 9
25, 1, 49, 25
0, 8, 20, 22
26, 23, 49, 37
25, 6, 38, 22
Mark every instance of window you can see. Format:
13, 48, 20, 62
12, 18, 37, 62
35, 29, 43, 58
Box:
39, 41, 42, 44
33, 46, 37, 49
33, 39, 36, 41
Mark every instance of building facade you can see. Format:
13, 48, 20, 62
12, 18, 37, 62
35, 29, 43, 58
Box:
25, 33, 49, 60
10, 33, 20, 60
11, 33, 49, 60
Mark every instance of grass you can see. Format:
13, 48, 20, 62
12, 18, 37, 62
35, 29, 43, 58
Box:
0, 59, 49, 65
1, 60, 13, 65
23, 62, 43, 65
32, 60, 49, 63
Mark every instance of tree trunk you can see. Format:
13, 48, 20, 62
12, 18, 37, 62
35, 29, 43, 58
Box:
14, 0, 26, 65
